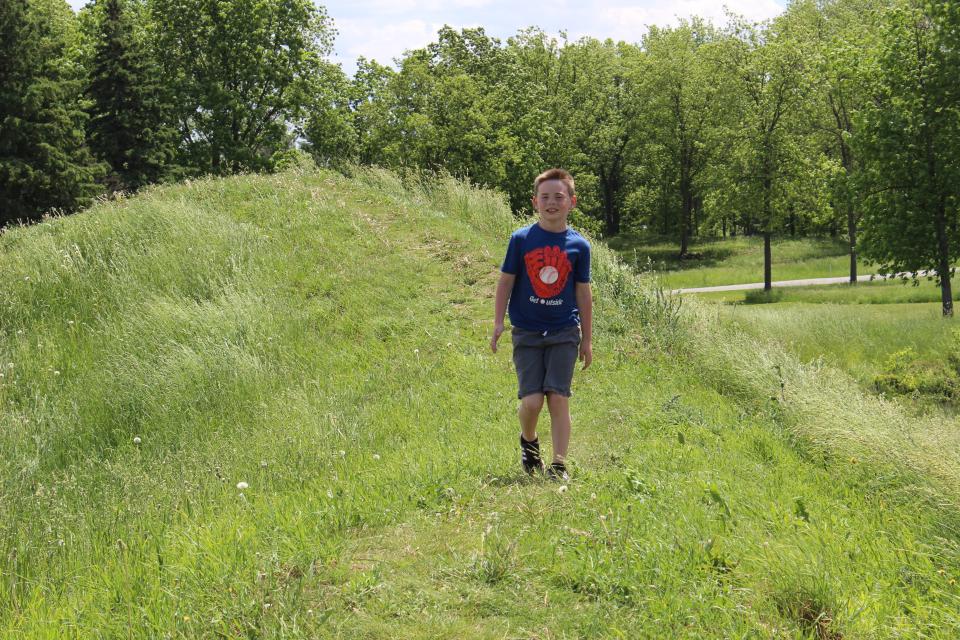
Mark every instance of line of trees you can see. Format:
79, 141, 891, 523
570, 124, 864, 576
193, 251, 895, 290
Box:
1, 0, 958, 313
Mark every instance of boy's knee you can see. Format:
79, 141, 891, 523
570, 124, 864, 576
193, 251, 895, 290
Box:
520, 393, 545, 412
546, 392, 569, 410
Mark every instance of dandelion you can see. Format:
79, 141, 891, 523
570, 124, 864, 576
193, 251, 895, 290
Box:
326, 489, 334, 499
373, 453, 381, 460
7, 363, 13, 369
260, 460, 268, 468
339, 450, 346, 457
590, 493, 597, 500
236, 481, 249, 490
67, 320, 74, 325
414, 348, 419, 355
558, 485, 568, 494
23, 276, 29, 281
53, 370, 60, 376
133, 436, 142, 445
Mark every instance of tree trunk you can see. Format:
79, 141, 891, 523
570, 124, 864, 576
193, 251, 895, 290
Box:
935, 194, 953, 317
678, 161, 692, 258
848, 203, 858, 284
764, 231, 772, 291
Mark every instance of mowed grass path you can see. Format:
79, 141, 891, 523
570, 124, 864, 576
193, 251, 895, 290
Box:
2, 169, 960, 637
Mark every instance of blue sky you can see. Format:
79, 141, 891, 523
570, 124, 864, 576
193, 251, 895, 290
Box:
67, 0, 788, 75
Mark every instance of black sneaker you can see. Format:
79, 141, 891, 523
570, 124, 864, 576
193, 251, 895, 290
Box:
520, 435, 545, 475
546, 462, 569, 482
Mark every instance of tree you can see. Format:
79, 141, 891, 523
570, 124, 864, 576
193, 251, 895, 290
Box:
149, 0, 336, 174
0, 0, 103, 224
641, 19, 735, 256
722, 10, 816, 290
84, 0, 174, 190
856, 0, 960, 316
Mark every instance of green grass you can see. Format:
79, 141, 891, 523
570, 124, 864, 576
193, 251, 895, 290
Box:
2, 167, 960, 637
715, 301, 955, 389
608, 235, 853, 289
695, 277, 960, 305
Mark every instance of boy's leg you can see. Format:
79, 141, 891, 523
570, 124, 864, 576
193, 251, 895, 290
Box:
519, 393, 545, 442
546, 393, 571, 464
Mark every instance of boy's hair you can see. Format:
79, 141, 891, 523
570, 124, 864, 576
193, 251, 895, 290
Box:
534, 168, 575, 197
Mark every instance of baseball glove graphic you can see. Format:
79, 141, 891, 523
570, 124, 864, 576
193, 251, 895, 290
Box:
524, 245, 573, 299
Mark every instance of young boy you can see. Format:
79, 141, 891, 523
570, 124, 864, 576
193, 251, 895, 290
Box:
490, 168, 593, 481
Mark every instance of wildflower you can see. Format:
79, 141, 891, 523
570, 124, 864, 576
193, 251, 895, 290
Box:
23, 276, 29, 281
53, 370, 60, 376
133, 436, 142, 445
414, 348, 419, 355
339, 450, 346, 457
236, 481, 249, 490
373, 454, 381, 460
7, 363, 13, 369
67, 320, 74, 325
260, 460, 268, 468
590, 493, 597, 500
558, 485, 568, 494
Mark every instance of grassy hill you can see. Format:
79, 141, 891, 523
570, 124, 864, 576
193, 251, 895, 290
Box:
2, 167, 960, 638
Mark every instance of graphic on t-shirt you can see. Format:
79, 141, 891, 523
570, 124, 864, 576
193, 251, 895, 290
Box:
524, 245, 572, 299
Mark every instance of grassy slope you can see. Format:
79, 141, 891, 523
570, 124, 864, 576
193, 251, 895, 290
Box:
2, 168, 960, 638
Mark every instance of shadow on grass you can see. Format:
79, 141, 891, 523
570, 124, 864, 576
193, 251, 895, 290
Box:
742, 289, 785, 305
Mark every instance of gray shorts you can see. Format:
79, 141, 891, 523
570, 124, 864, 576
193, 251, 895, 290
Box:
511, 325, 582, 399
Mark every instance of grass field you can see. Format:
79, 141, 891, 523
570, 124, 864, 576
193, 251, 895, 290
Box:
717, 301, 955, 389
3, 168, 960, 637
607, 235, 853, 290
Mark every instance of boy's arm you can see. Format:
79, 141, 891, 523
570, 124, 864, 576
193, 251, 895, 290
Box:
576, 281, 593, 369
491, 272, 515, 353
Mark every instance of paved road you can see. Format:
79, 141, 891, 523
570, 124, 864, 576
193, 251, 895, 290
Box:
672, 271, 932, 294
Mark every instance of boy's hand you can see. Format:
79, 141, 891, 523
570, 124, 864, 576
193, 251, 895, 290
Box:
579, 341, 593, 370
490, 323, 505, 353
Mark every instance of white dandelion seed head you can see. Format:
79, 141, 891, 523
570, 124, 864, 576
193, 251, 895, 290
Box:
339, 450, 346, 457
414, 349, 419, 354
372, 454, 381, 460
590, 493, 597, 500
53, 370, 60, 376
260, 460, 268, 468
68, 320, 74, 325
236, 481, 249, 490
558, 485, 568, 493
326, 489, 334, 499
133, 436, 141, 445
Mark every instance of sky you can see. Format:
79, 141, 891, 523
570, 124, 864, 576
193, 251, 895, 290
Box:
67, 0, 788, 76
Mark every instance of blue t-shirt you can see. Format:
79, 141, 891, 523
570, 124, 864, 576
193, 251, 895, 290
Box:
500, 223, 591, 332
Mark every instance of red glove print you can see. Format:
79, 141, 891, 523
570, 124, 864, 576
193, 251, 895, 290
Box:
524, 245, 573, 299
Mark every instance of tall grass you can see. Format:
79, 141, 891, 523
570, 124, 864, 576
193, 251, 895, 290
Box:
1, 166, 959, 637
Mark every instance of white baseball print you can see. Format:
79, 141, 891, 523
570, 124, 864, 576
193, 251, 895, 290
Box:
539, 265, 559, 284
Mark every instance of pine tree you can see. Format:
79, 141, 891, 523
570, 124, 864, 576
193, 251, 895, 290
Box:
86, 0, 173, 190
0, 0, 103, 225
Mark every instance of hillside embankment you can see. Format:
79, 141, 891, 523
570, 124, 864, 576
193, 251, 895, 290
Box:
1, 167, 958, 638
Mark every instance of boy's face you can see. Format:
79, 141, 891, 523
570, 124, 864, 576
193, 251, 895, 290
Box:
532, 179, 577, 225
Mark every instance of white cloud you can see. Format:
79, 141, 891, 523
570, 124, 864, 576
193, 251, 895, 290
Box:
332, 18, 453, 66
598, 0, 784, 43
